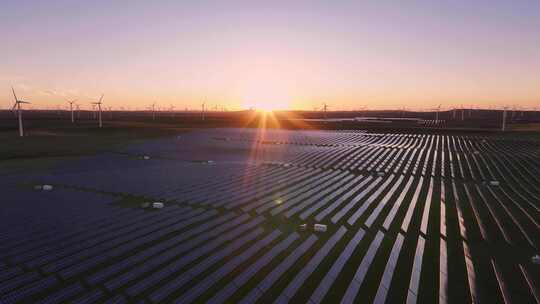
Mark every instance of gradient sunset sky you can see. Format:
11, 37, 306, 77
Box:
1, 0, 539, 111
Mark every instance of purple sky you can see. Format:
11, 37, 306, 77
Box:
1, 0, 539, 110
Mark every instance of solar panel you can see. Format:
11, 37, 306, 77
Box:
207, 232, 300, 304
0, 276, 57, 304
118, 217, 264, 295
35, 282, 84, 304
309, 228, 365, 304
175, 230, 282, 303
239, 235, 318, 304
365, 175, 404, 227
331, 177, 383, 223
277, 226, 347, 301
103, 294, 127, 304
0, 272, 41, 295
284, 174, 355, 218
347, 174, 396, 225
373, 234, 405, 303
71, 289, 103, 304
148, 228, 265, 302
342, 231, 384, 302
406, 236, 425, 303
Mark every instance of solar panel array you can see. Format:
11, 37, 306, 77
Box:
1, 128, 539, 303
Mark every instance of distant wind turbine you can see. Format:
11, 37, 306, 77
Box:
202, 100, 206, 121
150, 103, 156, 121
92, 94, 104, 128
502, 107, 508, 132
11, 86, 30, 137
66, 98, 77, 123
322, 102, 329, 120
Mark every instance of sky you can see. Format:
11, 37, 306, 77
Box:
1, 0, 539, 111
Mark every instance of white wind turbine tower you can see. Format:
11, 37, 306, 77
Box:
431, 104, 442, 122
150, 103, 156, 121
11, 87, 30, 137
502, 107, 508, 132
66, 98, 77, 123
92, 94, 104, 128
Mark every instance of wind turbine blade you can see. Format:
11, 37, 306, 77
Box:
11, 102, 17, 111
12, 86, 18, 102
99, 94, 104, 103
19, 101, 31, 104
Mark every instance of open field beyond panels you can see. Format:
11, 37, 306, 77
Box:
1, 128, 539, 303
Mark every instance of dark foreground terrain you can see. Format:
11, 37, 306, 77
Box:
1, 113, 539, 303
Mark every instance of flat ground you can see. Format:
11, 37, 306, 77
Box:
1, 122, 539, 303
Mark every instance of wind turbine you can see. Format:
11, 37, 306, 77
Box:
11, 87, 30, 137
202, 100, 206, 121
92, 94, 104, 128
502, 107, 508, 132
322, 102, 329, 120
432, 104, 442, 122
66, 98, 77, 123
150, 103, 156, 121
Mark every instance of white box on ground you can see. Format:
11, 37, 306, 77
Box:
152, 202, 164, 209
42, 185, 54, 191
489, 181, 500, 186
313, 224, 327, 232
